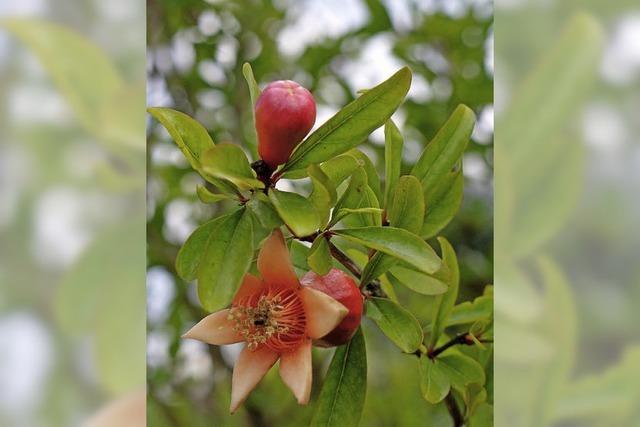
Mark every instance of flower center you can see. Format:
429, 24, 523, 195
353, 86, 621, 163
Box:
228, 287, 306, 353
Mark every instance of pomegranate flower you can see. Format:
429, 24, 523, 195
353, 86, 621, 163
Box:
182, 229, 349, 412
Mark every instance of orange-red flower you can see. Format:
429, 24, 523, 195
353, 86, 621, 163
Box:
183, 229, 348, 412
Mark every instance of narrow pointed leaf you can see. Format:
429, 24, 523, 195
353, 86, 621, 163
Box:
333, 227, 440, 274
366, 297, 423, 353
242, 62, 261, 107
308, 164, 336, 227
196, 185, 235, 203
331, 169, 381, 228
282, 67, 412, 172
388, 175, 425, 234
429, 237, 460, 347
421, 168, 464, 238
411, 104, 475, 192
311, 328, 366, 427
383, 119, 404, 208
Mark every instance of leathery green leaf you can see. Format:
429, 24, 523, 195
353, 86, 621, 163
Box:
331, 169, 381, 228
311, 328, 366, 427
438, 353, 485, 392
411, 104, 475, 193
269, 188, 320, 237
388, 263, 449, 296
282, 67, 411, 173
429, 237, 460, 348
421, 167, 464, 238
196, 185, 236, 203
196, 209, 254, 312
307, 235, 332, 276
388, 175, 425, 234
175, 215, 228, 282
308, 164, 336, 227
367, 297, 423, 353
201, 144, 264, 190
147, 107, 237, 194
383, 119, 404, 208
332, 227, 440, 275
419, 357, 451, 404
147, 107, 213, 171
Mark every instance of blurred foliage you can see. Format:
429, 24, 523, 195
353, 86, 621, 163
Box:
147, 0, 493, 426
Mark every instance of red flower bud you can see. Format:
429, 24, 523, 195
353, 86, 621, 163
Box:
255, 80, 316, 169
301, 268, 363, 347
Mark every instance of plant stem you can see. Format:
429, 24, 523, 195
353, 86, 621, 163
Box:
444, 392, 464, 427
326, 239, 362, 278
429, 333, 473, 359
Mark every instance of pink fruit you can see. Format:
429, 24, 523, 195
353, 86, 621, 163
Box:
255, 80, 316, 169
301, 268, 363, 347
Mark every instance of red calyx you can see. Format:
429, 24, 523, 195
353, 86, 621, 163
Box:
301, 268, 363, 347
255, 80, 316, 169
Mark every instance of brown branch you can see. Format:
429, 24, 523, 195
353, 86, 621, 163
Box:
444, 392, 464, 427
428, 333, 474, 359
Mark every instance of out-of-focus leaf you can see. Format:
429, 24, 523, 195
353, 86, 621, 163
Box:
289, 240, 311, 275
269, 188, 320, 237
429, 237, 459, 347
366, 297, 423, 353
196, 185, 236, 203
307, 235, 332, 276
308, 164, 336, 227
242, 62, 261, 107
468, 403, 493, 427
311, 328, 367, 427
201, 144, 263, 190
281, 67, 411, 172
438, 353, 485, 392
383, 119, 403, 209
54, 219, 145, 393
194, 209, 254, 312
332, 227, 440, 275
1, 19, 122, 135
99, 82, 146, 150
464, 383, 488, 419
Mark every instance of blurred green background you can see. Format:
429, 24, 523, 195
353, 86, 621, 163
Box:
146, 1, 493, 425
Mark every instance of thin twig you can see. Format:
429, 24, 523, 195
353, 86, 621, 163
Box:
444, 392, 464, 427
429, 333, 473, 359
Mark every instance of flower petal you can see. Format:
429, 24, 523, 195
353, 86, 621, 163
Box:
299, 287, 348, 339
257, 229, 298, 290
233, 273, 264, 304
182, 309, 242, 345
279, 339, 312, 405
231, 345, 279, 413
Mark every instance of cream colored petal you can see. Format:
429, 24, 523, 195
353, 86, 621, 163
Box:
300, 287, 348, 339
279, 339, 312, 405
257, 229, 299, 290
230, 346, 279, 413
182, 309, 242, 345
